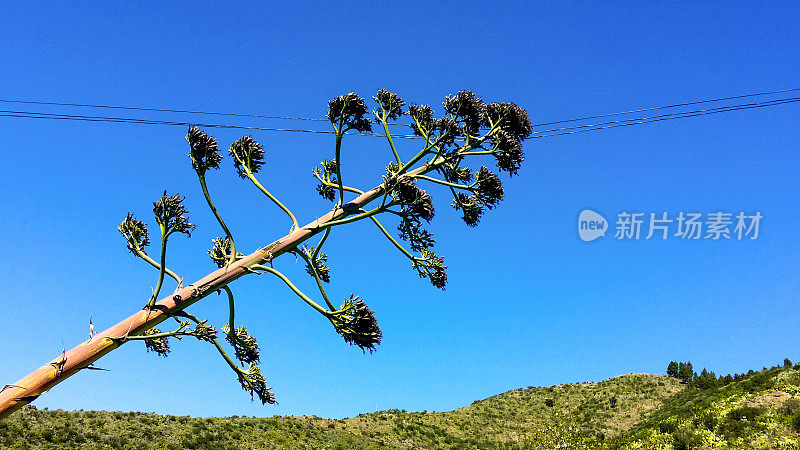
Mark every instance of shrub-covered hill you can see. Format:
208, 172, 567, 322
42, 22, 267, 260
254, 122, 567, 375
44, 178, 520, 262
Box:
2, 365, 800, 449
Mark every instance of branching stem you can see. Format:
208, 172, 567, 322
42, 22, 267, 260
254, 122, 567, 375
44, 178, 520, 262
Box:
297, 251, 335, 311
313, 173, 363, 195
251, 265, 329, 316
377, 111, 401, 164
244, 172, 299, 232
134, 249, 182, 288
223, 286, 236, 334
412, 174, 474, 191
198, 171, 236, 265
369, 216, 415, 261
148, 225, 169, 309
312, 227, 331, 261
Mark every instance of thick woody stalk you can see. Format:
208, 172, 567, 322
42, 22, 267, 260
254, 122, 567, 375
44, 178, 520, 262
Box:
0, 159, 440, 419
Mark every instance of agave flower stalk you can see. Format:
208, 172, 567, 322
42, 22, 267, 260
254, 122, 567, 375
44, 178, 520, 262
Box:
0, 90, 531, 418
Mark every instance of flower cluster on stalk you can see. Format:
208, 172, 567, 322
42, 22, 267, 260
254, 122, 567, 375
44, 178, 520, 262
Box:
384, 161, 399, 178
474, 166, 505, 208
410, 93, 533, 176
484, 102, 532, 175
327, 93, 372, 133
408, 104, 435, 137
229, 135, 265, 178
312, 159, 338, 202
142, 328, 170, 357
390, 177, 438, 253
489, 130, 525, 175
300, 244, 331, 283
208, 236, 239, 268
191, 322, 218, 343
443, 90, 485, 135
398, 217, 436, 252
222, 324, 260, 365
392, 178, 434, 222
441, 165, 472, 184
412, 248, 447, 289
330, 295, 382, 353
153, 191, 195, 237
374, 90, 406, 121
451, 166, 505, 227
237, 363, 276, 405
187, 126, 222, 172
483, 102, 533, 141
119, 213, 150, 254
435, 117, 463, 147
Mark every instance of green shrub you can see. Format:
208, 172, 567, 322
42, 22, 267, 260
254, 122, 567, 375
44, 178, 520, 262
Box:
727, 406, 765, 421
782, 398, 800, 415
672, 427, 703, 449
696, 411, 718, 431
790, 411, 800, 432
658, 420, 678, 434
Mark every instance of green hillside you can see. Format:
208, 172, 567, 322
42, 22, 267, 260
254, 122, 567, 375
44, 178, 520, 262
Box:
3, 364, 800, 449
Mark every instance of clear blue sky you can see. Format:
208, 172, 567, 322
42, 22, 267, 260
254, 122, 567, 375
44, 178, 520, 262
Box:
1, 1, 798, 419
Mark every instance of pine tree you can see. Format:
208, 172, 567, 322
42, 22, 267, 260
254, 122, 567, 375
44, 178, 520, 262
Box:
667, 361, 679, 377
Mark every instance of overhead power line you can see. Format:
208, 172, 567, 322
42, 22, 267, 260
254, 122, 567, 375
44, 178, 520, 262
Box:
530, 97, 800, 138
0, 87, 798, 128
532, 87, 800, 126
531, 97, 800, 136
0, 98, 330, 123
0, 109, 361, 136
0, 89, 798, 140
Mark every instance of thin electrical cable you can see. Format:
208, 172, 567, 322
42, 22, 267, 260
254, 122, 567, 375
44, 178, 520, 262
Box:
0, 98, 330, 122
0, 109, 422, 139
0, 87, 797, 129
532, 87, 800, 126
530, 97, 800, 138
532, 97, 800, 135
0, 95, 798, 140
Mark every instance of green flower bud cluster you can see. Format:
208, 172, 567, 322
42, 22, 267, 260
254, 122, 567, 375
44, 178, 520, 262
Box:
412, 249, 447, 290
208, 236, 240, 268
327, 93, 372, 133
313, 159, 338, 202
222, 324, 260, 365
229, 135, 266, 178
301, 244, 331, 283
374, 89, 406, 121
142, 328, 170, 357
118, 213, 150, 254
187, 126, 221, 173
191, 322, 217, 343
330, 295, 382, 353
237, 363, 275, 405
153, 191, 195, 237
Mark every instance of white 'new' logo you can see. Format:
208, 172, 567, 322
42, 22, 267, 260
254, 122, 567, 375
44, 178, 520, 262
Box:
578, 209, 607, 242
